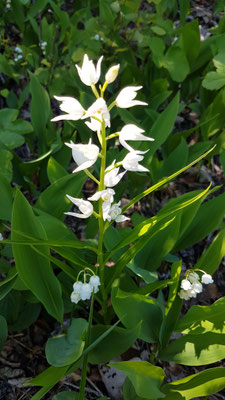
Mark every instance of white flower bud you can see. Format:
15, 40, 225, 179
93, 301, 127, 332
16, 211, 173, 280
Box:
105, 64, 120, 84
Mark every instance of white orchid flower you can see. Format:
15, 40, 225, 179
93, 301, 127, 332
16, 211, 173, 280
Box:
82, 98, 110, 131
105, 64, 120, 84
65, 195, 93, 219
51, 96, 85, 122
88, 188, 115, 220
115, 86, 148, 108
65, 139, 99, 172
122, 151, 149, 172
118, 124, 154, 152
107, 202, 130, 223
104, 160, 126, 187
75, 54, 103, 86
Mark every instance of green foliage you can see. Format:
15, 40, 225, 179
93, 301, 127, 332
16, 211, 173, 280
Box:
1, 2, 225, 399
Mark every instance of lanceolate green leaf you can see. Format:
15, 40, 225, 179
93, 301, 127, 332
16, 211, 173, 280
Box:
109, 361, 165, 399
35, 172, 86, 219
12, 190, 64, 322
122, 145, 215, 213
194, 228, 225, 275
0, 315, 7, 352
161, 367, 225, 400
174, 190, 225, 251
158, 332, 225, 365
175, 297, 225, 335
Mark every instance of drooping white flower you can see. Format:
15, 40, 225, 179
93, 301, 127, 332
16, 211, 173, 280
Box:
88, 189, 115, 220
51, 96, 85, 122
65, 195, 93, 219
122, 151, 149, 173
82, 98, 110, 131
188, 271, 200, 283
65, 139, 99, 172
104, 160, 126, 187
181, 279, 192, 291
179, 289, 191, 300
80, 283, 92, 300
187, 288, 197, 298
118, 124, 154, 152
71, 292, 81, 304
105, 64, 120, 84
192, 281, 203, 294
75, 54, 103, 86
107, 202, 130, 223
115, 86, 148, 108
89, 275, 100, 293
0, 233, 3, 240
73, 281, 83, 293
201, 273, 214, 284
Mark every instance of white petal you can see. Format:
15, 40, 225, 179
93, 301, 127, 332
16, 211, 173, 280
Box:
102, 201, 111, 221
115, 215, 130, 223
88, 191, 103, 201
201, 273, 214, 284
181, 279, 192, 291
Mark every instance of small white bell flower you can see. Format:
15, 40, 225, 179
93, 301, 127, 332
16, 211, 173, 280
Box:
104, 160, 126, 187
65, 139, 99, 172
75, 54, 103, 86
122, 151, 149, 173
105, 64, 120, 84
192, 281, 203, 294
188, 271, 200, 283
80, 283, 92, 301
89, 275, 100, 293
65, 195, 93, 219
115, 86, 148, 108
201, 273, 214, 284
71, 292, 81, 304
51, 96, 85, 122
107, 202, 130, 223
82, 98, 110, 131
179, 289, 191, 300
181, 279, 192, 291
73, 281, 83, 293
118, 124, 154, 152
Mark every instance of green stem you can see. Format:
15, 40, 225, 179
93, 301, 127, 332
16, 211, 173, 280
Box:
84, 169, 100, 185
91, 83, 100, 98
78, 295, 95, 400
97, 120, 108, 318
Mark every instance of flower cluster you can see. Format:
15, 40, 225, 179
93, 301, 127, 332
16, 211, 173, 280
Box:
40, 40, 47, 55
71, 274, 100, 304
52, 53, 154, 224
14, 47, 23, 62
179, 270, 213, 300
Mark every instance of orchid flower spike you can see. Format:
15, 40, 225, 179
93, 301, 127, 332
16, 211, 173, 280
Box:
88, 189, 115, 221
104, 160, 126, 187
122, 151, 149, 172
65, 139, 99, 172
51, 96, 85, 122
115, 86, 148, 108
75, 54, 103, 86
107, 202, 130, 223
82, 98, 110, 131
118, 124, 154, 152
65, 195, 93, 219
